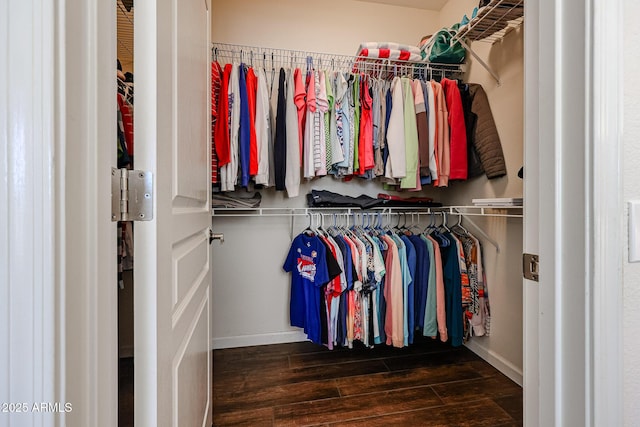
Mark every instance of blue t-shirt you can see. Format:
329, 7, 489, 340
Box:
400, 235, 416, 344
408, 235, 430, 331
283, 233, 330, 344
238, 64, 251, 188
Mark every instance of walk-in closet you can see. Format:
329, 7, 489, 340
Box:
114, 0, 525, 424
209, 0, 525, 425
116, 1, 135, 425
8, 0, 626, 424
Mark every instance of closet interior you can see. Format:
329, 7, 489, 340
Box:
210, 0, 524, 394
116, 1, 135, 426
114, 0, 525, 424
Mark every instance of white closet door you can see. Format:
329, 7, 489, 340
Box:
524, 0, 623, 425
134, 0, 212, 426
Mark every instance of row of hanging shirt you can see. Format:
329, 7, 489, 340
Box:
117, 74, 134, 169
211, 58, 471, 196
283, 212, 490, 350
117, 72, 135, 289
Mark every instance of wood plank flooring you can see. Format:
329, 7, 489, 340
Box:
213, 337, 522, 427
118, 337, 522, 426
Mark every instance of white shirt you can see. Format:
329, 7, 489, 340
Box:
254, 68, 271, 185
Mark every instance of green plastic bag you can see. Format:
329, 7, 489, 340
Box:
423, 25, 466, 64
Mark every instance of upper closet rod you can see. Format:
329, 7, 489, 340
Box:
211, 42, 465, 77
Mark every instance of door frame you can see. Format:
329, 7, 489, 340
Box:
587, 0, 624, 424
3, 0, 625, 425
57, 0, 120, 425
526, 0, 624, 425
2, 0, 117, 425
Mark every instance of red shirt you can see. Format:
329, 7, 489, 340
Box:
214, 64, 232, 166
211, 61, 223, 183
246, 67, 258, 175
441, 78, 468, 180
117, 94, 134, 156
358, 76, 375, 175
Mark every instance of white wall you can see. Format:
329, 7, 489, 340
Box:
437, 0, 524, 382
211, 0, 438, 55
210, 0, 524, 382
210, 0, 445, 348
623, 1, 640, 423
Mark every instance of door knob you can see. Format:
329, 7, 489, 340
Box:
209, 229, 224, 244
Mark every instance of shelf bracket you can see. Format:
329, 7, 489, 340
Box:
453, 208, 501, 252
458, 38, 501, 86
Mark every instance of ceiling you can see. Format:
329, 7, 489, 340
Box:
354, 0, 449, 11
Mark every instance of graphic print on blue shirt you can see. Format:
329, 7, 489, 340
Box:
283, 234, 330, 344
297, 252, 318, 281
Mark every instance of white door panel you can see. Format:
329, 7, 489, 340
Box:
526, 0, 619, 425
174, 295, 210, 427
175, 0, 210, 203
135, 0, 211, 425
173, 233, 210, 311
172, 214, 212, 243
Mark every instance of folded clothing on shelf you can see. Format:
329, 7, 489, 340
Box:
377, 193, 442, 208
355, 47, 424, 63
357, 42, 422, 56
212, 191, 262, 209
307, 190, 382, 209
306, 190, 442, 209
472, 197, 522, 206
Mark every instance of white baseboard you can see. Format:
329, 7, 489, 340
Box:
211, 330, 308, 349
464, 340, 523, 386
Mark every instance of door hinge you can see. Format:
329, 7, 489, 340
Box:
523, 253, 539, 282
111, 168, 153, 221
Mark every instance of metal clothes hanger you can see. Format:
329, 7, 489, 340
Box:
440, 212, 452, 233
328, 213, 339, 236
316, 213, 328, 236
432, 212, 450, 247
409, 212, 422, 234
452, 213, 470, 235
303, 211, 315, 235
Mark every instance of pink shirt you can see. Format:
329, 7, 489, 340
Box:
293, 69, 306, 163
381, 235, 404, 348
431, 81, 450, 187
426, 235, 447, 342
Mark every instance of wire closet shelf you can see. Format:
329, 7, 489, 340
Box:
211, 206, 522, 252
211, 42, 466, 80
211, 206, 522, 218
453, 0, 524, 45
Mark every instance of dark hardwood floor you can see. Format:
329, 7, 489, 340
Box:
119, 357, 134, 427
118, 337, 522, 426
213, 336, 522, 427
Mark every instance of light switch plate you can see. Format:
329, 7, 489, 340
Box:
630, 201, 640, 263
